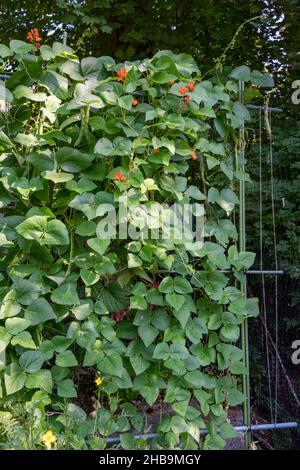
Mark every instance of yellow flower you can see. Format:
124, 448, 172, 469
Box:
41, 430, 57, 449
95, 375, 102, 386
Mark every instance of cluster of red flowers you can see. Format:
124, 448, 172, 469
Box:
191, 148, 197, 160
178, 81, 195, 110
111, 307, 131, 324
114, 171, 127, 182
26, 28, 42, 47
117, 67, 128, 82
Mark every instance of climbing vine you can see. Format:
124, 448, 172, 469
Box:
0, 37, 273, 449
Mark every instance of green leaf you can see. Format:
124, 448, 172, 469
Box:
166, 292, 185, 311
56, 350, 78, 367
41, 70, 69, 100
0, 44, 12, 58
66, 176, 97, 194
51, 283, 80, 306
130, 355, 151, 375
173, 304, 190, 329
57, 378, 77, 398
185, 185, 206, 201
94, 138, 114, 156
130, 296, 147, 310
19, 350, 49, 373
138, 325, 159, 347
87, 238, 110, 255
234, 170, 251, 183
238, 251, 256, 270
198, 106, 216, 118
0, 326, 12, 356
151, 71, 178, 83
72, 300, 93, 320
171, 399, 190, 417
94, 257, 116, 275
230, 65, 251, 82
151, 308, 170, 330
10, 39, 33, 54
76, 221, 97, 236
101, 283, 129, 312
229, 362, 247, 374
159, 276, 174, 294
11, 331, 36, 349
80, 269, 100, 287
170, 414, 187, 433
118, 95, 133, 110
56, 147, 94, 173
14, 85, 47, 102
226, 388, 246, 406
24, 298, 56, 325
0, 131, 13, 150
68, 193, 96, 220
186, 318, 207, 343
173, 276, 193, 294
219, 422, 238, 439
148, 149, 171, 166
98, 354, 123, 377
4, 364, 27, 395
229, 297, 259, 317
16, 216, 69, 245
42, 171, 74, 183
5, 317, 31, 335
220, 324, 240, 342
11, 278, 41, 305
26, 370, 53, 393
184, 370, 206, 387
0, 290, 21, 319
153, 342, 170, 360
250, 70, 274, 88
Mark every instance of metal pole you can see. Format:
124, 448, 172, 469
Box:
245, 270, 284, 275
106, 422, 299, 444
219, 269, 284, 275
246, 104, 283, 113
239, 80, 251, 449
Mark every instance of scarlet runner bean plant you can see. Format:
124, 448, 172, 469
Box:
0, 36, 273, 449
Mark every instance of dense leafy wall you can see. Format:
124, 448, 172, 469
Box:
0, 39, 272, 449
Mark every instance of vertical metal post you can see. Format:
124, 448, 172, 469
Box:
63, 31, 68, 46
239, 80, 251, 449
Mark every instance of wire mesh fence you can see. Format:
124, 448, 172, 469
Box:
246, 108, 300, 448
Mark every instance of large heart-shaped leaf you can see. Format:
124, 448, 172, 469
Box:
16, 216, 69, 245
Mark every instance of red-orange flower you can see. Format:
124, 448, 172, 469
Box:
117, 67, 128, 82
185, 95, 191, 104
114, 171, 127, 182
132, 98, 138, 107
182, 101, 187, 110
191, 154, 197, 161
167, 81, 175, 87
179, 86, 188, 95
187, 81, 195, 91
27, 28, 42, 44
